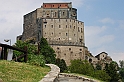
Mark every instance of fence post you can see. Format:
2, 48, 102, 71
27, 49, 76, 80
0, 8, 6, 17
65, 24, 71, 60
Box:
4, 47, 7, 60
24, 46, 28, 63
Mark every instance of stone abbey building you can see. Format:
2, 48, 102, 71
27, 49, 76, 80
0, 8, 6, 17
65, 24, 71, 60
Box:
17, 2, 112, 65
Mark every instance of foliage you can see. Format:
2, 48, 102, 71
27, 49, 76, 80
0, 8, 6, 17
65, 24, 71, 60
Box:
13, 40, 37, 62
105, 61, 120, 82
39, 38, 56, 64
55, 58, 67, 72
69, 59, 112, 81
27, 55, 45, 67
119, 60, 124, 68
13, 40, 45, 67
69, 59, 94, 76
95, 64, 102, 70
0, 60, 50, 82
92, 70, 111, 81
119, 60, 124, 82
119, 68, 124, 82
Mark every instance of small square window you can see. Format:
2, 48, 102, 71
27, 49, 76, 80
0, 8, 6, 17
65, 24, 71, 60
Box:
69, 48, 71, 51
59, 25, 61, 28
57, 47, 60, 50
51, 25, 53, 28
66, 25, 67, 28
66, 33, 68, 36
44, 25, 46, 28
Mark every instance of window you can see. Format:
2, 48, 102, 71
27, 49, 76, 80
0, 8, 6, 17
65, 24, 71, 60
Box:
66, 25, 67, 28
57, 47, 60, 50
59, 25, 61, 28
63, 12, 65, 15
59, 38, 60, 40
74, 26, 75, 29
80, 49, 82, 51
78, 27, 80, 32
69, 48, 71, 51
44, 25, 46, 28
70, 25, 71, 28
74, 34, 75, 36
51, 25, 53, 28
81, 28, 83, 33
55, 12, 56, 17
53, 5, 54, 7
66, 33, 68, 36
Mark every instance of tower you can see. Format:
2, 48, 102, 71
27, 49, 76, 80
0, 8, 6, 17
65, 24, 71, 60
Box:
18, 2, 85, 65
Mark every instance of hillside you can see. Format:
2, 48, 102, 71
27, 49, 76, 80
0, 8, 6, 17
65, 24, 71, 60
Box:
0, 60, 50, 82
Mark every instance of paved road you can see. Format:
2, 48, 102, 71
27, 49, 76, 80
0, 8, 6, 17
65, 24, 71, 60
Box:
57, 75, 90, 82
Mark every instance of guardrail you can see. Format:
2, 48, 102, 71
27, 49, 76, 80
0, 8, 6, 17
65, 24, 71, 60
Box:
0, 43, 27, 62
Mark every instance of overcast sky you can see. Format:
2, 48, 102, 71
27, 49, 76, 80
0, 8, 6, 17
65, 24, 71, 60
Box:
0, 0, 124, 63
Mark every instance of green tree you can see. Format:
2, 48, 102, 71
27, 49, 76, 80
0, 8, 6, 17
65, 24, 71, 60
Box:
69, 59, 94, 75
40, 38, 56, 64
119, 68, 124, 82
105, 61, 120, 82
95, 64, 102, 70
93, 70, 111, 81
55, 58, 67, 72
119, 60, 124, 82
119, 60, 124, 68
13, 40, 45, 66
13, 40, 37, 62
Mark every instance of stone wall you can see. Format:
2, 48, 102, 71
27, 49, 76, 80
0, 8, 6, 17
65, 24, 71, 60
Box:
51, 45, 85, 65
39, 64, 60, 82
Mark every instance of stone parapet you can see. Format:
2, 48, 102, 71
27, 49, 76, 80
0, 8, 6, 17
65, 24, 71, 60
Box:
39, 64, 60, 82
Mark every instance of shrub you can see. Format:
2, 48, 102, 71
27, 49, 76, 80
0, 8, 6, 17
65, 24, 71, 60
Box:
92, 70, 111, 81
69, 59, 94, 75
28, 54, 45, 67
55, 58, 67, 72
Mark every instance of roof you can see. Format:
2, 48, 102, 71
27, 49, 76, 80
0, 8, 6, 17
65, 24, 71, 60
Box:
95, 52, 108, 57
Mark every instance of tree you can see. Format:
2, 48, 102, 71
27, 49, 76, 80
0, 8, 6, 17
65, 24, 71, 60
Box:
69, 59, 94, 75
55, 58, 67, 72
119, 60, 124, 68
40, 38, 56, 64
119, 60, 124, 82
13, 40, 45, 66
119, 68, 124, 82
95, 64, 102, 70
105, 61, 120, 82
13, 40, 37, 62
93, 70, 111, 81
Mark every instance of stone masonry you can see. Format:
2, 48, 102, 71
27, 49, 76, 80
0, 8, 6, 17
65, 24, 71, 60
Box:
17, 2, 85, 65
17, 2, 112, 66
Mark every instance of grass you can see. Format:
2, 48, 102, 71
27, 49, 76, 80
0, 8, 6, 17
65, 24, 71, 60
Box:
0, 60, 50, 82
